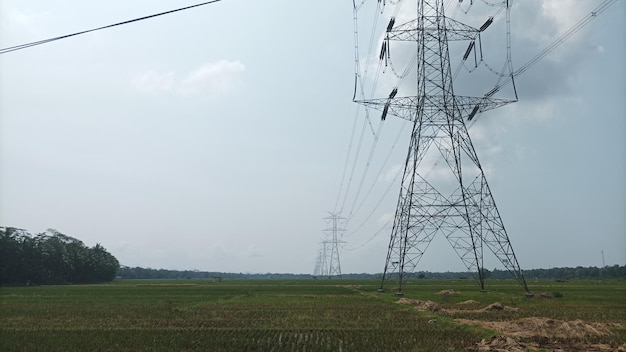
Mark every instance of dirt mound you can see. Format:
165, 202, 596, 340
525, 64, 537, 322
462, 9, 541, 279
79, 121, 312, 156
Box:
396, 298, 441, 312
481, 302, 520, 312
475, 336, 530, 352
457, 300, 480, 305
475, 336, 624, 352
465, 318, 624, 351
444, 301, 519, 315
438, 289, 460, 295
542, 342, 626, 352
457, 317, 614, 339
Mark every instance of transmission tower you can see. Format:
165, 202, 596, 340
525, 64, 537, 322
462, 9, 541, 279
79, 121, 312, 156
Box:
356, 0, 528, 294
314, 241, 329, 277
323, 212, 346, 278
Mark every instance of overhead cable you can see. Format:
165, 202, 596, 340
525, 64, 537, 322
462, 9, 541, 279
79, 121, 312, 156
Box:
482, 0, 617, 101
0, 0, 223, 55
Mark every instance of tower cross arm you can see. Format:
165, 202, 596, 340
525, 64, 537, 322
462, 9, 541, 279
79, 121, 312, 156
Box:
455, 95, 517, 121
388, 17, 479, 42
356, 96, 422, 121
356, 95, 516, 122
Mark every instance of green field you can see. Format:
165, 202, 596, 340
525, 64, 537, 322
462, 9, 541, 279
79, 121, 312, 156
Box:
1, 279, 625, 351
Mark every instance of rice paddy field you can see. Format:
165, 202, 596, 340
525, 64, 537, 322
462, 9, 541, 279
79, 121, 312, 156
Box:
1, 279, 625, 351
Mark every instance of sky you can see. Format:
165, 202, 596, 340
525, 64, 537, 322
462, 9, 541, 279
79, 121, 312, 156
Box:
1, 0, 624, 275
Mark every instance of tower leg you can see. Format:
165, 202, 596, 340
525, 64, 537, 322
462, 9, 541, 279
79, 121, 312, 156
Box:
381, 112, 529, 292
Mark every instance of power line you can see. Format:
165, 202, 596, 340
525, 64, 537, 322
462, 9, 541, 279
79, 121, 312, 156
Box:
0, 0, 223, 55
333, 106, 363, 213
347, 118, 408, 227
471, 0, 618, 117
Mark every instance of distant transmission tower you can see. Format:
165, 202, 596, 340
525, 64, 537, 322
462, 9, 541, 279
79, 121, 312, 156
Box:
314, 241, 329, 277
323, 213, 346, 278
357, 0, 528, 294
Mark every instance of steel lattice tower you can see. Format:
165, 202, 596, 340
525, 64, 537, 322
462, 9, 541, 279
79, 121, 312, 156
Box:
357, 0, 528, 294
323, 213, 346, 278
314, 241, 329, 277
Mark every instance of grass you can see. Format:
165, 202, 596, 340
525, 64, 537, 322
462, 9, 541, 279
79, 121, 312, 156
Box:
1, 279, 624, 351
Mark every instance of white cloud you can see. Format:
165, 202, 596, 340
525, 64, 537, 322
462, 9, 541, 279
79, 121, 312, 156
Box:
512, 99, 559, 122
377, 212, 395, 226
180, 60, 245, 96
541, 0, 590, 36
470, 124, 504, 158
130, 60, 245, 98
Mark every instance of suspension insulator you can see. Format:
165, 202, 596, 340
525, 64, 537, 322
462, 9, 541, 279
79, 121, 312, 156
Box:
463, 41, 475, 61
468, 104, 480, 121
479, 17, 494, 32
380, 41, 387, 60
485, 87, 498, 98
387, 17, 396, 32
382, 103, 390, 121
388, 88, 398, 99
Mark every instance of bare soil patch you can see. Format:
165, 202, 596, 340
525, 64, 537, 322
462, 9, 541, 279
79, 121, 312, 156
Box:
395, 298, 441, 312
398, 298, 624, 351
481, 302, 520, 312
440, 301, 519, 314
397, 299, 520, 314
459, 317, 624, 352
475, 336, 626, 352
475, 336, 530, 352
458, 299, 480, 305
438, 289, 461, 296
457, 317, 614, 339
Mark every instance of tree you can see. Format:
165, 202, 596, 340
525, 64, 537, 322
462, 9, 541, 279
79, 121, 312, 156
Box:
0, 227, 120, 285
89, 244, 120, 282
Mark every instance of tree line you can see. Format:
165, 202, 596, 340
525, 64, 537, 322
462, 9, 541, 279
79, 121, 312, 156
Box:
0, 227, 120, 285
2, 225, 623, 284
117, 265, 626, 281
495, 265, 626, 280
117, 266, 314, 280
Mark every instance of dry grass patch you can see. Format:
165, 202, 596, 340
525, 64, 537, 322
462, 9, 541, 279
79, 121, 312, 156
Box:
476, 336, 626, 352
458, 299, 480, 305
481, 302, 520, 312
438, 289, 461, 296
460, 317, 625, 352
457, 317, 616, 339
396, 298, 442, 312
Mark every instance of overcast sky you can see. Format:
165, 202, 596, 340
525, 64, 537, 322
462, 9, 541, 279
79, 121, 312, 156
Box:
1, 0, 624, 275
